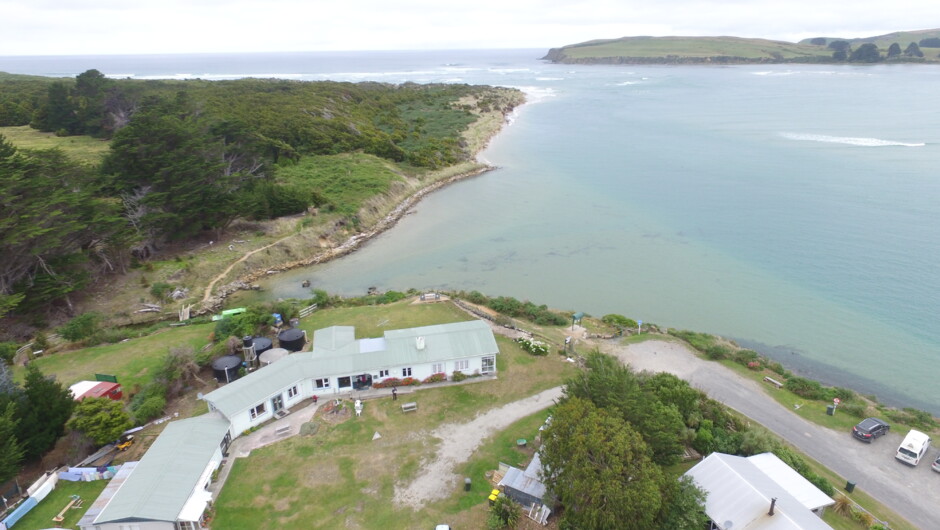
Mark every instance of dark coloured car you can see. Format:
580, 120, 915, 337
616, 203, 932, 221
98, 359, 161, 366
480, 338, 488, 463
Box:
852, 417, 890, 442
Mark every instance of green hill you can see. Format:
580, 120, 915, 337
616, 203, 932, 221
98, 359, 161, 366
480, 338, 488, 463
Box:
543, 31, 940, 64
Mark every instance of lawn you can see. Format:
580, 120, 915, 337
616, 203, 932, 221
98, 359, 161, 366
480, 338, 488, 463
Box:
0, 125, 110, 165
10, 479, 107, 530
18, 322, 214, 390
213, 302, 578, 529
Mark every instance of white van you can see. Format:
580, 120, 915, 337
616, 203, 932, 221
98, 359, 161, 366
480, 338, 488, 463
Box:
895, 429, 931, 466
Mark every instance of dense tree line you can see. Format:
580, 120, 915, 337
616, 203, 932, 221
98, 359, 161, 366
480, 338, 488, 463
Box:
0, 71, 516, 318
0, 363, 75, 483
541, 351, 835, 529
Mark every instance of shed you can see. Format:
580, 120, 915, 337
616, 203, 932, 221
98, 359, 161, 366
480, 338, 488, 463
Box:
684, 453, 834, 530
69, 381, 123, 401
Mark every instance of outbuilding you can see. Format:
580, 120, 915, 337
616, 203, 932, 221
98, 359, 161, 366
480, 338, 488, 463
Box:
79, 413, 231, 530
684, 452, 835, 530
69, 381, 123, 401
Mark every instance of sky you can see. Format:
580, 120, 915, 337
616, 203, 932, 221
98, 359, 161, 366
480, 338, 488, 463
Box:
2, 0, 939, 56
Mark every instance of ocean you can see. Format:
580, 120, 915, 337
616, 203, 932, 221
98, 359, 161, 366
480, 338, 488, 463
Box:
3, 50, 939, 412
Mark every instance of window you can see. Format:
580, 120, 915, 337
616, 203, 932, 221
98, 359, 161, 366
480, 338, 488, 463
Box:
432, 363, 444, 374
454, 359, 469, 371
378, 369, 389, 377
402, 367, 412, 377
315, 378, 330, 389
287, 385, 298, 399
249, 403, 266, 419
482, 355, 495, 374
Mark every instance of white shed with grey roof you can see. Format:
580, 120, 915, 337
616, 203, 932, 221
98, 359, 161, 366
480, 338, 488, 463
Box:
79, 413, 231, 530
684, 453, 834, 530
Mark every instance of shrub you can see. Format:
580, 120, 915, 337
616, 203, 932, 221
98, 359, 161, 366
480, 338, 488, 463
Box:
601, 314, 637, 330
465, 290, 487, 305
59, 312, 100, 342
400, 377, 419, 386
516, 336, 549, 356
0, 342, 17, 365
452, 371, 467, 382
373, 377, 401, 389
732, 349, 759, 366
784, 376, 826, 400
132, 394, 167, 425
149, 282, 174, 300
839, 401, 867, 418
746, 361, 761, 370
422, 373, 446, 384
704, 345, 731, 360
767, 361, 788, 377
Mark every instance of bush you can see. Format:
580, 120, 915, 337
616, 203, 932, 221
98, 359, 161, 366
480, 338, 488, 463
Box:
839, 401, 868, 418
149, 282, 174, 300
59, 312, 101, 342
0, 342, 17, 365
465, 290, 487, 305
704, 345, 731, 360
732, 349, 759, 366
373, 377, 401, 389
132, 394, 167, 425
784, 376, 826, 400
422, 373, 446, 384
452, 371, 467, 382
516, 336, 549, 356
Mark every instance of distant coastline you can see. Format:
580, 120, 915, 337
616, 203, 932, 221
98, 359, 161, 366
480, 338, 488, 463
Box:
543, 31, 940, 65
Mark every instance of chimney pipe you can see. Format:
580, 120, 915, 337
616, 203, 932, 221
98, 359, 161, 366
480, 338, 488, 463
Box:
769, 497, 777, 516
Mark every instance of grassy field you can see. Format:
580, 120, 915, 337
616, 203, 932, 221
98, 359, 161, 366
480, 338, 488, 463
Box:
551, 35, 940, 63
17, 322, 214, 390
558, 36, 833, 60
11, 479, 107, 530
212, 301, 578, 529
0, 125, 110, 165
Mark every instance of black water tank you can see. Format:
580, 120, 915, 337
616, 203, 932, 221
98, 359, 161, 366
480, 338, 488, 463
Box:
212, 355, 242, 383
278, 328, 305, 352
250, 337, 273, 355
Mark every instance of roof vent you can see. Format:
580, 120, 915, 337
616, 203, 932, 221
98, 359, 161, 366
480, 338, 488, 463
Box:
416, 336, 425, 350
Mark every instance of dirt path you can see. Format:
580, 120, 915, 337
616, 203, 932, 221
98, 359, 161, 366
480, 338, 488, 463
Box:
393, 386, 563, 510
201, 234, 296, 303
601, 338, 932, 530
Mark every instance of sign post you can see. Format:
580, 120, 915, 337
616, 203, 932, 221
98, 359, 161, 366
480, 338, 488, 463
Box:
637, 320, 642, 335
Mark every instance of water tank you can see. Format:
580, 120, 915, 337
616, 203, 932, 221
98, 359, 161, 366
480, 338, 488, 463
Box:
212, 355, 242, 383
250, 337, 273, 355
278, 328, 306, 352
259, 347, 290, 366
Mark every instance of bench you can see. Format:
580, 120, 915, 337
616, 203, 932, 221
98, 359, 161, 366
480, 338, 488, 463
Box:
401, 402, 418, 413
274, 425, 291, 437
763, 376, 784, 389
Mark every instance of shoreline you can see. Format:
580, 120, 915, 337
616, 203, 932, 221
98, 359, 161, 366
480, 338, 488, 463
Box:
200, 92, 525, 313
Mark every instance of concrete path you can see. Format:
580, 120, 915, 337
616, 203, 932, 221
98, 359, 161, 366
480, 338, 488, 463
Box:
603, 339, 936, 530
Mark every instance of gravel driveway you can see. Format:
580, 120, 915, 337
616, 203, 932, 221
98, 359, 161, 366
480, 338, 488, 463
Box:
602, 339, 936, 530
393, 386, 563, 509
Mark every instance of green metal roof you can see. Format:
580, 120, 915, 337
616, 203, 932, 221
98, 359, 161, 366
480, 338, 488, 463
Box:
93, 413, 229, 524
204, 320, 498, 418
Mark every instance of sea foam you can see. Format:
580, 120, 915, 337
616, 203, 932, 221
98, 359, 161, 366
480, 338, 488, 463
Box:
781, 132, 925, 147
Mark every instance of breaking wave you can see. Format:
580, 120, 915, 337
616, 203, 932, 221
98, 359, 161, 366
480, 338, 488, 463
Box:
780, 132, 925, 147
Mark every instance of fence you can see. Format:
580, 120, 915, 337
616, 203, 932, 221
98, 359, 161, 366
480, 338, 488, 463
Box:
298, 303, 318, 319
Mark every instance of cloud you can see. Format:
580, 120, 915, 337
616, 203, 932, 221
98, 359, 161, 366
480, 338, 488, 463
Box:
1, 0, 938, 56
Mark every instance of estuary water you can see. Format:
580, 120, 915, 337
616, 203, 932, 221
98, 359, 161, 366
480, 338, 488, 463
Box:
3, 50, 939, 412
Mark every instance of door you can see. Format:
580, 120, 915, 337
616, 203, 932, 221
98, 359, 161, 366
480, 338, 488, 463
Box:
338, 376, 352, 388
272, 394, 284, 414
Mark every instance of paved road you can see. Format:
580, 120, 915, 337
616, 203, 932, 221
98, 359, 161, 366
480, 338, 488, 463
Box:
604, 339, 937, 530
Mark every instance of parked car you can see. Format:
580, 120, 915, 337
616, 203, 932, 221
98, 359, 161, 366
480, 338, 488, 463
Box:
851, 417, 890, 442
932, 453, 940, 473
896, 429, 931, 466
